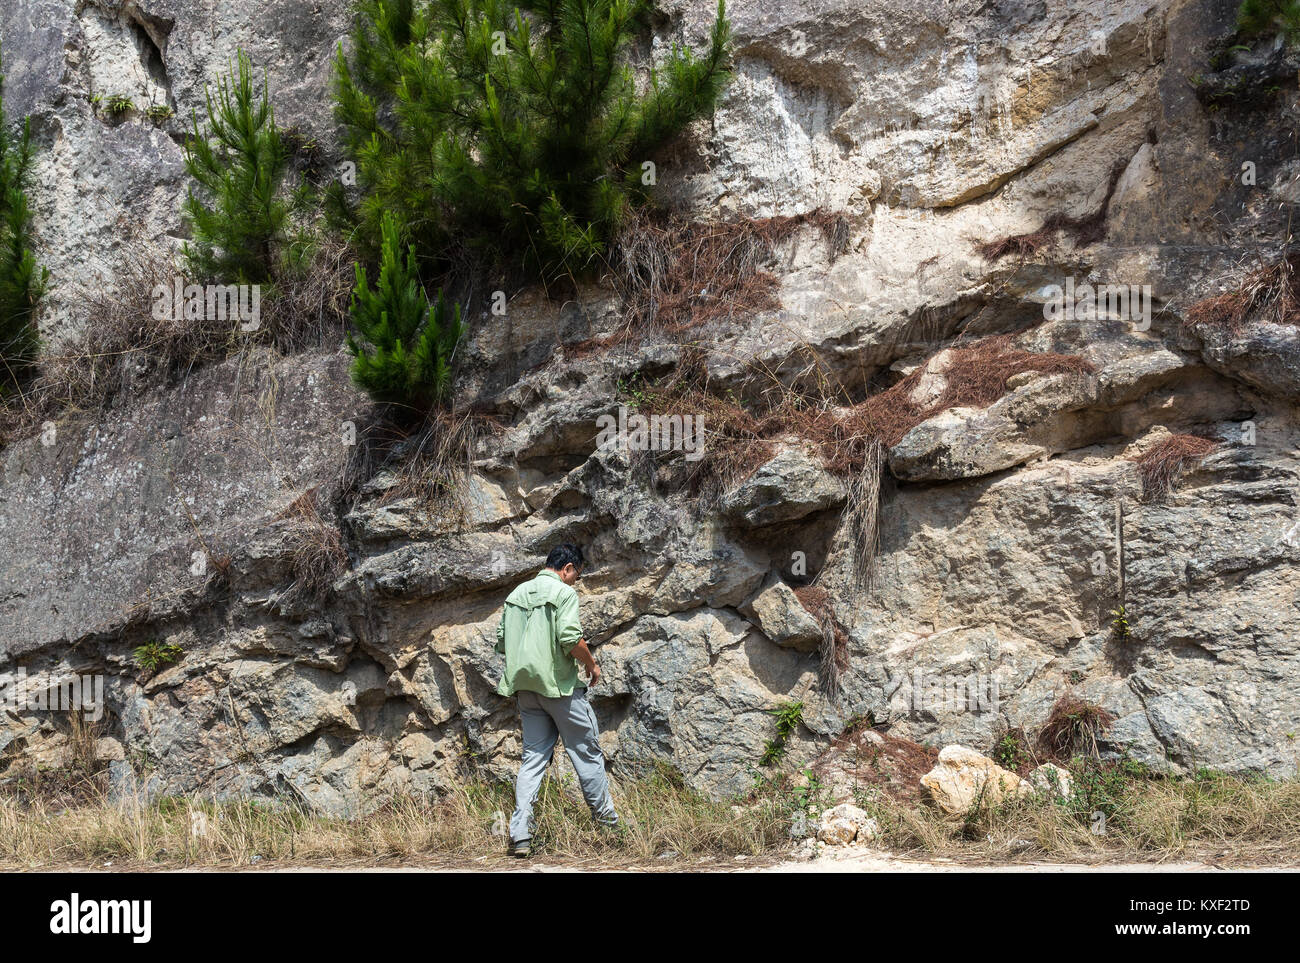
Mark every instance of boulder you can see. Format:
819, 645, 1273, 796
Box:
722, 447, 845, 526
920, 746, 1032, 815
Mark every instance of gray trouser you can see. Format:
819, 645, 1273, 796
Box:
509, 687, 618, 843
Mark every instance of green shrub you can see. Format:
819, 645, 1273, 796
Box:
760, 700, 803, 767
133, 639, 183, 672
183, 51, 312, 285
105, 94, 135, 116
1237, 0, 1300, 41
346, 211, 463, 413
0, 49, 47, 393
334, 0, 732, 281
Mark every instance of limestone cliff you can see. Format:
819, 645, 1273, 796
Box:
1, 0, 1297, 815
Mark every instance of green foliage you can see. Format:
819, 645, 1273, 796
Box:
839, 711, 873, 735
334, 0, 732, 281
1237, 0, 1300, 41
105, 94, 135, 116
0, 50, 48, 393
994, 731, 1029, 772
346, 211, 463, 412
146, 104, 174, 123
787, 768, 826, 816
760, 700, 803, 767
615, 372, 650, 410
183, 51, 311, 285
1110, 604, 1131, 639
133, 639, 183, 672
1063, 756, 1148, 823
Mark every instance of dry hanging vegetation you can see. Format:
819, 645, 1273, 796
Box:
635, 333, 1091, 596
644, 332, 1095, 488
577, 208, 849, 354
977, 161, 1124, 261
793, 584, 851, 698
341, 405, 505, 524
272, 485, 349, 607
1185, 249, 1300, 331
0, 242, 352, 447
1132, 433, 1219, 501
819, 333, 1096, 454
0, 247, 223, 442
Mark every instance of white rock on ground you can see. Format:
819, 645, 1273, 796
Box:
1027, 763, 1074, 800
816, 803, 879, 845
920, 746, 1033, 815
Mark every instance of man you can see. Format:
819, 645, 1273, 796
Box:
495, 543, 618, 857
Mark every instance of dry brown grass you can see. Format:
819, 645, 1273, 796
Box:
642, 333, 1093, 490
6, 748, 1298, 867
577, 209, 849, 355
1037, 694, 1116, 762
977, 163, 1123, 262
0, 766, 792, 869
342, 405, 507, 527
814, 727, 940, 805
0, 241, 351, 448
1185, 249, 1300, 331
861, 770, 1300, 864
829, 334, 1095, 451
272, 485, 349, 605
793, 584, 850, 698
979, 228, 1056, 262
814, 725, 1300, 863
637, 333, 1090, 603
1132, 433, 1219, 502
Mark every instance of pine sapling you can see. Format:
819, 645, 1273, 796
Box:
347, 211, 463, 413
183, 51, 310, 286
0, 48, 48, 393
334, 0, 732, 281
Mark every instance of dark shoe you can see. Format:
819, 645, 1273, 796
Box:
508, 838, 532, 858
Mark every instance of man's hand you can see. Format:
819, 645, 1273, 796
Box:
571, 640, 600, 687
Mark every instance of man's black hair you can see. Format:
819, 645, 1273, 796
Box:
545, 543, 585, 571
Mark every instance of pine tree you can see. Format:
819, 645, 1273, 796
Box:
334, 0, 731, 281
183, 51, 310, 285
0, 48, 48, 393
347, 210, 463, 412
1237, 0, 1300, 41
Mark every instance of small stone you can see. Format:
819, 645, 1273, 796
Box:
1027, 763, 1074, 799
815, 803, 874, 845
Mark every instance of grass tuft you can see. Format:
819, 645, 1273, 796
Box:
1185, 249, 1300, 331
1132, 433, 1219, 501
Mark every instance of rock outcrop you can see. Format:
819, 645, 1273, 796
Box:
1, 0, 1298, 815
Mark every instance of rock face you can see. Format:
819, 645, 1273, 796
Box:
920, 746, 1031, 815
2, 0, 1300, 815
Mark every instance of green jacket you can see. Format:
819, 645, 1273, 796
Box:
495, 569, 585, 698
